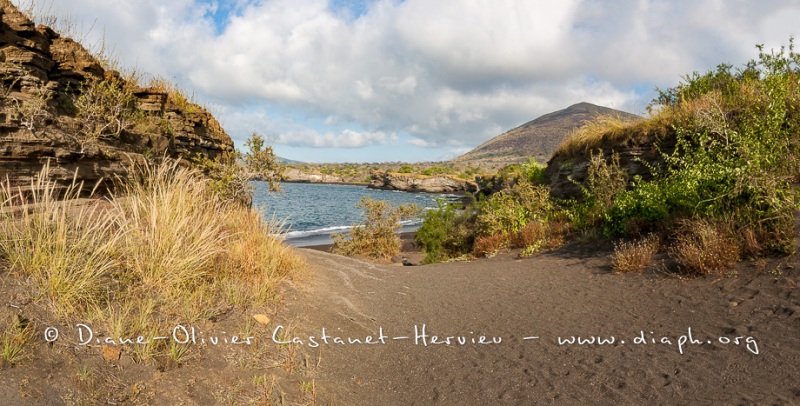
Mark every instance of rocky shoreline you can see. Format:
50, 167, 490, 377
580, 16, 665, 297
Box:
282, 168, 478, 194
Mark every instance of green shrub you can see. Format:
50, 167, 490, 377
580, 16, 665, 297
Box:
476, 180, 552, 237
332, 197, 419, 260
398, 164, 414, 174
520, 158, 545, 184
415, 200, 476, 264
566, 151, 626, 231
604, 178, 670, 237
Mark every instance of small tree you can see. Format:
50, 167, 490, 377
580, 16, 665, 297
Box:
194, 132, 282, 205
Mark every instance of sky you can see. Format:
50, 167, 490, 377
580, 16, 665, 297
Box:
16, 0, 800, 163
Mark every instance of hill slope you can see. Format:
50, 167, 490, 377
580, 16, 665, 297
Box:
454, 102, 640, 165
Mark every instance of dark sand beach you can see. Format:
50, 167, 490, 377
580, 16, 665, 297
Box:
283, 239, 800, 404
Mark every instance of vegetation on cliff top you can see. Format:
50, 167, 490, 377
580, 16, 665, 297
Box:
412, 39, 800, 274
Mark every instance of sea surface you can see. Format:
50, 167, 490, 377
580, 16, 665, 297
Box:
251, 182, 457, 247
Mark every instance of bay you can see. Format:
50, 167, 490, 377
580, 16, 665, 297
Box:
251, 182, 456, 247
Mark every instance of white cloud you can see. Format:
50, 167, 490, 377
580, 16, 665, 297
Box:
408, 138, 435, 147
20, 0, 800, 161
278, 129, 398, 148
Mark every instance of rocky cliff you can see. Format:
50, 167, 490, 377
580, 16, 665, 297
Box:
542, 125, 676, 200
0, 0, 234, 193
369, 172, 478, 194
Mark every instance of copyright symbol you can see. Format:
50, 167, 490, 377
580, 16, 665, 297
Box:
44, 327, 59, 342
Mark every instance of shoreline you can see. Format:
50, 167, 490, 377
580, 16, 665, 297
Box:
302, 231, 425, 265
280, 179, 472, 196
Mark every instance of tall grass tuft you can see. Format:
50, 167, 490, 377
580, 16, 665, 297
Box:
217, 208, 306, 304
1, 158, 305, 365
0, 164, 120, 316
112, 160, 228, 295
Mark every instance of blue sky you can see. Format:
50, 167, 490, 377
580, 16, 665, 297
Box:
14, 0, 800, 163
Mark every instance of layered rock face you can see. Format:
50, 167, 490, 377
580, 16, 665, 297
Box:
542, 131, 676, 200
369, 172, 478, 194
0, 1, 234, 192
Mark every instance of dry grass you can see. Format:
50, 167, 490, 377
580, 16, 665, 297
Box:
1, 315, 35, 368
0, 159, 305, 363
473, 233, 508, 258
0, 164, 119, 317
610, 234, 660, 274
669, 219, 740, 276
112, 160, 228, 294
553, 111, 675, 159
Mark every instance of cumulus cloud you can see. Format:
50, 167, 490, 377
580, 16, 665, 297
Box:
22, 0, 800, 160
278, 129, 398, 148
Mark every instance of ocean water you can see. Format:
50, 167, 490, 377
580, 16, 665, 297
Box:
251, 182, 457, 247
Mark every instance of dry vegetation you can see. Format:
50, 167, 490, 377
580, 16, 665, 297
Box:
332, 196, 419, 261
0, 160, 305, 366
610, 234, 660, 274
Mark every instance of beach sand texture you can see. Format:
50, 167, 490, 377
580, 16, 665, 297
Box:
283, 245, 800, 405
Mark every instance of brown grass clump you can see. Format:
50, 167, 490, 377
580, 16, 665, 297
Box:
473, 233, 508, 258
555, 115, 632, 157
610, 234, 660, 274
669, 219, 740, 276
514, 221, 546, 248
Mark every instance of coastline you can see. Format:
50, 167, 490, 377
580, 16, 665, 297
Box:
302, 231, 425, 265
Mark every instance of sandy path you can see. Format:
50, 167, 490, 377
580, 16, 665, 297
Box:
283, 247, 800, 405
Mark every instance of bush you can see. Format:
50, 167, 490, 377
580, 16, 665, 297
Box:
473, 233, 508, 258
604, 179, 670, 237
75, 76, 138, 143
668, 219, 740, 276
476, 180, 551, 237
610, 234, 660, 274
398, 164, 414, 174
332, 197, 419, 260
415, 200, 476, 264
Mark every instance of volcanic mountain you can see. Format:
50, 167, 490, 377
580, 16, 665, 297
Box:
454, 102, 640, 165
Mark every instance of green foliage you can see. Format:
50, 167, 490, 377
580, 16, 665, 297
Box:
599, 38, 799, 255
519, 158, 545, 184
422, 166, 455, 176
193, 132, 282, 205
476, 180, 552, 237
567, 151, 627, 231
604, 178, 670, 236
332, 197, 419, 260
398, 164, 414, 174
75, 76, 137, 142
415, 200, 476, 264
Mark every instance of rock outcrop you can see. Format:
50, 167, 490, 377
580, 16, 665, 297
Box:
282, 168, 347, 184
369, 172, 478, 194
0, 0, 234, 193
542, 127, 676, 200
